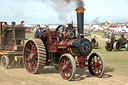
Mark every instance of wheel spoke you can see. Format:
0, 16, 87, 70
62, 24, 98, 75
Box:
30, 61, 34, 70
62, 62, 65, 66
26, 48, 31, 53
66, 60, 70, 65
98, 67, 102, 70
35, 51, 37, 55
67, 68, 71, 71
30, 61, 33, 67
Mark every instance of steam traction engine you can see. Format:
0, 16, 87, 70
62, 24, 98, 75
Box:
105, 34, 128, 51
0, 21, 25, 68
23, 7, 105, 80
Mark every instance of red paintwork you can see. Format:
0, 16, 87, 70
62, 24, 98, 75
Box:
77, 56, 85, 62
50, 46, 57, 52
56, 39, 74, 46
47, 33, 53, 45
76, 56, 96, 68
44, 31, 75, 47
77, 56, 86, 68
44, 31, 60, 45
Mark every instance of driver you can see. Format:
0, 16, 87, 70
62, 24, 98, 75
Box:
34, 24, 45, 38
91, 36, 96, 43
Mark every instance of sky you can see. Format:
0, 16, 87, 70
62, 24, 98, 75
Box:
0, 0, 128, 24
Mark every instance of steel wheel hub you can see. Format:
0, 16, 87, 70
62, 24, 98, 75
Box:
30, 53, 35, 60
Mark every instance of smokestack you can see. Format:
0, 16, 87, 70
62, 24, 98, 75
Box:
75, 7, 85, 38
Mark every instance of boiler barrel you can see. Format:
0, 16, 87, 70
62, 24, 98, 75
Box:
56, 38, 92, 56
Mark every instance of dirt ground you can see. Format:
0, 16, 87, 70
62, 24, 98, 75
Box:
0, 66, 128, 85
0, 34, 128, 85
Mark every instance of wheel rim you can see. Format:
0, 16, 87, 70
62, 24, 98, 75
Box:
59, 56, 73, 80
24, 40, 38, 73
88, 53, 104, 77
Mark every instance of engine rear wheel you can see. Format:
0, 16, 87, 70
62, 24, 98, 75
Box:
59, 54, 76, 81
1, 55, 9, 69
88, 52, 105, 78
113, 41, 121, 51
23, 39, 46, 74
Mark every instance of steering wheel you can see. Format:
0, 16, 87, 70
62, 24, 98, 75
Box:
55, 25, 66, 38
56, 25, 66, 33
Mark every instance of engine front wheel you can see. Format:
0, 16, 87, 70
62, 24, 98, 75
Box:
59, 54, 76, 81
23, 39, 46, 74
88, 52, 105, 78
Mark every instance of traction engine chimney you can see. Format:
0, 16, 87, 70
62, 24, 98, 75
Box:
75, 7, 85, 38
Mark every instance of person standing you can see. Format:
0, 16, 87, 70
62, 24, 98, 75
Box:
34, 24, 45, 38
45, 25, 50, 32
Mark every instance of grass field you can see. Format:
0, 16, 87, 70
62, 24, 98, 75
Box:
91, 31, 121, 39
25, 30, 35, 39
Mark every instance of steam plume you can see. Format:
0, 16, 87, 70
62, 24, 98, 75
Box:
42, 0, 85, 23
74, 0, 85, 8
